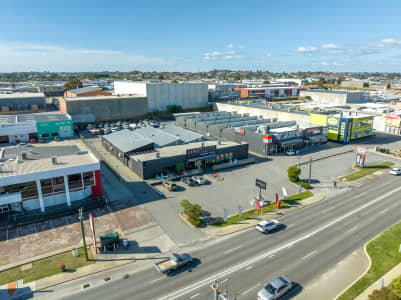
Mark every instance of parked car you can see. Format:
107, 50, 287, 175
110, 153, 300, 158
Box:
257, 276, 293, 300
192, 176, 206, 185
389, 167, 401, 176
104, 122, 110, 128
250, 196, 269, 207
162, 181, 177, 191
256, 220, 280, 233
129, 123, 137, 129
286, 149, 300, 156
86, 124, 93, 130
154, 253, 192, 274
182, 177, 197, 186
98, 123, 104, 128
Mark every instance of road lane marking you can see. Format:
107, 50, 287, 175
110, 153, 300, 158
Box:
379, 208, 390, 215
220, 278, 228, 283
158, 185, 401, 300
151, 278, 164, 283
302, 250, 317, 260
245, 266, 253, 270
223, 246, 242, 254
346, 225, 358, 233
241, 283, 261, 295
190, 293, 199, 298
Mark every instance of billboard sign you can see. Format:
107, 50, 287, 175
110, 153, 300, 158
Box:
356, 146, 366, 168
255, 179, 267, 190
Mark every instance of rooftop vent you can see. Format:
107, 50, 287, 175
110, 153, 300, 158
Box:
21, 152, 27, 160
51, 156, 57, 165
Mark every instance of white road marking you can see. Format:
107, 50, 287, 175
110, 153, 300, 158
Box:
302, 250, 317, 260
346, 225, 358, 233
241, 283, 261, 295
220, 278, 228, 283
151, 277, 164, 284
223, 246, 242, 254
157, 185, 401, 300
245, 265, 253, 271
379, 208, 390, 215
190, 293, 199, 298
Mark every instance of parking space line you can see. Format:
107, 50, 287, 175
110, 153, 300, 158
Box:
241, 283, 261, 295
245, 265, 253, 271
220, 278, 228, 283
190, 293, 199, 298
223, 246, 242, 255
302, 250, 317, 261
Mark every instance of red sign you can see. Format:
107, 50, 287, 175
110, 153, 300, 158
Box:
89, 213, 98, 254
385, 114, 400, 119
239, 128, 245, 135
357, 146, 366, 154
307, 128, 320, 134
263, 134, 273, 144
255, 197, 261, 210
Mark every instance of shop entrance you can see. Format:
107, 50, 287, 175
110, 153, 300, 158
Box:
0, 135, 9, 144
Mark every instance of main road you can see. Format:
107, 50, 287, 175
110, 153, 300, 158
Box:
37, 173, 401, 300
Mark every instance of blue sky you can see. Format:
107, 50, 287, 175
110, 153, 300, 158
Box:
1, 0, 401, 72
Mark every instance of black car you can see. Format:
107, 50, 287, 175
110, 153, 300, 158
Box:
182, 177, 197, 186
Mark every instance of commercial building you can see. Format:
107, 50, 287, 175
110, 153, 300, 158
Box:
300, 90, 369, 105
0, 92, 46, 113
384, 113, 401, 135
235, 87, 300, 98
130, 140, 248, 179
0, 144, 102, 214
58, 94, 148, 123
40, 85, 64, 97
341, 80, 369, 89
64, 86, 112, 98
114, 81, 208, 112
310, 111, 373, 143
0, 113, 73, 144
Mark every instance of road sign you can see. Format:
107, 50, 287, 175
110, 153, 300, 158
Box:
255, 179, 267, 190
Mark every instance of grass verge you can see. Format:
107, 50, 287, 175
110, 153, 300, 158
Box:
212, 191, 314, 227
338, 220, 401, 300
339, 161, 393, 181
0, 247, 95, 285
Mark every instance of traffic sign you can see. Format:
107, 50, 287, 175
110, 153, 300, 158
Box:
255, 179, 267, 190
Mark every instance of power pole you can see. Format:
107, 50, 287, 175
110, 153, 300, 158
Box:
308, 156, 312, 184
78, 207, 88, 261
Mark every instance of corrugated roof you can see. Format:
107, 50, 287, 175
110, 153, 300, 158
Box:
162, 125, 203, 144
68, 86, 102, 94
135, 126, 181, 148
18, 113, 71, 123
102, 129, 154, 153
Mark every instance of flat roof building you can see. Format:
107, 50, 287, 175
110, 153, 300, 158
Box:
0, 92, 46, 114
300, 89, 369, 105
64, 86, 112, 98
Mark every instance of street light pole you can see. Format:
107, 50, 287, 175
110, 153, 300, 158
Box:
78, 207, 88, 261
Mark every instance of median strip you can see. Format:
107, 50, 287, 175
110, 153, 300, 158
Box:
339, 161, 393, 182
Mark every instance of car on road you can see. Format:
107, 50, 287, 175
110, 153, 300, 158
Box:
182, 177, 197, 186
162, 181, 177, 191
257, 276, 293, 300
250, 196, 269, 207
286, 149, 300, 156
192, 176, 206, 185
389, 168, 401, 176
154, 253, 192, 274
256, 220, 280, 233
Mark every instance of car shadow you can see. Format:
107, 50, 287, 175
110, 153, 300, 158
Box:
165, 258, 202, 277
281, 283, 303, 299
264, 224, 287, 234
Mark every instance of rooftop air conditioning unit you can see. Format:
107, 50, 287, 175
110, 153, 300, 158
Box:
51, 156, 57, 165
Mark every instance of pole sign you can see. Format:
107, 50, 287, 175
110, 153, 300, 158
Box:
255, 179, 267, 190
356, 146, 367, 168
238, 205, 242, 217
282, 187, 288, 199
263, 134, 273, 144
223, 209, 228, 222
299, 184, 302, 195
88, 213, 98, 254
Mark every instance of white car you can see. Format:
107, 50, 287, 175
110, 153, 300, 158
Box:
256, 220, 280, 233
390, 168, 401, 176
257, 276, 293, 300
192, 176, 206, 185
286, 149, 300, 156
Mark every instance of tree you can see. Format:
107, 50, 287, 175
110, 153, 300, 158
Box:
287, 166, 301, 182
368, 287, 400, 300
158, 74, 164, 80
64, 78, 83, 91
392, 277, 401, 295
181, 200, 204, 226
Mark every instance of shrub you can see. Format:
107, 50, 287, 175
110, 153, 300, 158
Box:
288, 166, 301, 182
368, 287, 400, 300
181, 200, 203, 227
393, 276, 401, 295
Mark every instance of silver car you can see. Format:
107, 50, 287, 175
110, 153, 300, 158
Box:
257, 276, 293, 300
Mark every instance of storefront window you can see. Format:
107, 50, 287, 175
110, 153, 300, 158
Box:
52, 176, 65, 194
68, 173, 83, 190
83, 171, 95, 186
51, 132, 59, 136
41, 133, 49, 138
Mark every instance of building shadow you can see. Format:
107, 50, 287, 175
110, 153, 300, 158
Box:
98, 240, 161, 256
0, 286, 33, 299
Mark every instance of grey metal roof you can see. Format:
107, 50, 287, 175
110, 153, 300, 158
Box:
135, 127, 181, 148
18, 113, 71, 123
0, 115, 18, 124
68, 86, 102, 94
3, 145, 80, 160
102, 129, 154, 153
162, 125, 203, 144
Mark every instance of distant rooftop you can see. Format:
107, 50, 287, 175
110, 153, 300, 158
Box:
67, 86, 102, 94
0, 113, 71, 124
0, 92, 45, 98
64, 94, 146, 101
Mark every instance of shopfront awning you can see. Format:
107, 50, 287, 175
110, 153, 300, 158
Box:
278, 138, 303, 145
187, 154, 217, 162
0, 192, 22, 206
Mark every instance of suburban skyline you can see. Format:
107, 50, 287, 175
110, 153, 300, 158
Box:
1, 0, 401, 72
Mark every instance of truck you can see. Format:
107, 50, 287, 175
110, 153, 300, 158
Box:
154, 253, 192, 274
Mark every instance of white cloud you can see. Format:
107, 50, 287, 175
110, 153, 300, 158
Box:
239, 45, 245, 49
227, 43, 235, 49
0, 41, 186, 72
226, 50, 236, 55
265, 53, 272, 57
380, 38, 401, 46
321, 44, 340, 49
203, 49, 244, 61
296, 46, 317, 53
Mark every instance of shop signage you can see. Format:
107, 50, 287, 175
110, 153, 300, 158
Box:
307, 128, 321, 135
385, 114, 400, 119
255, 178, 267, 190
356, 146, 366, 168
186, 145, 216, 159
263, 134, 273, 144
235, 128, 245, 134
